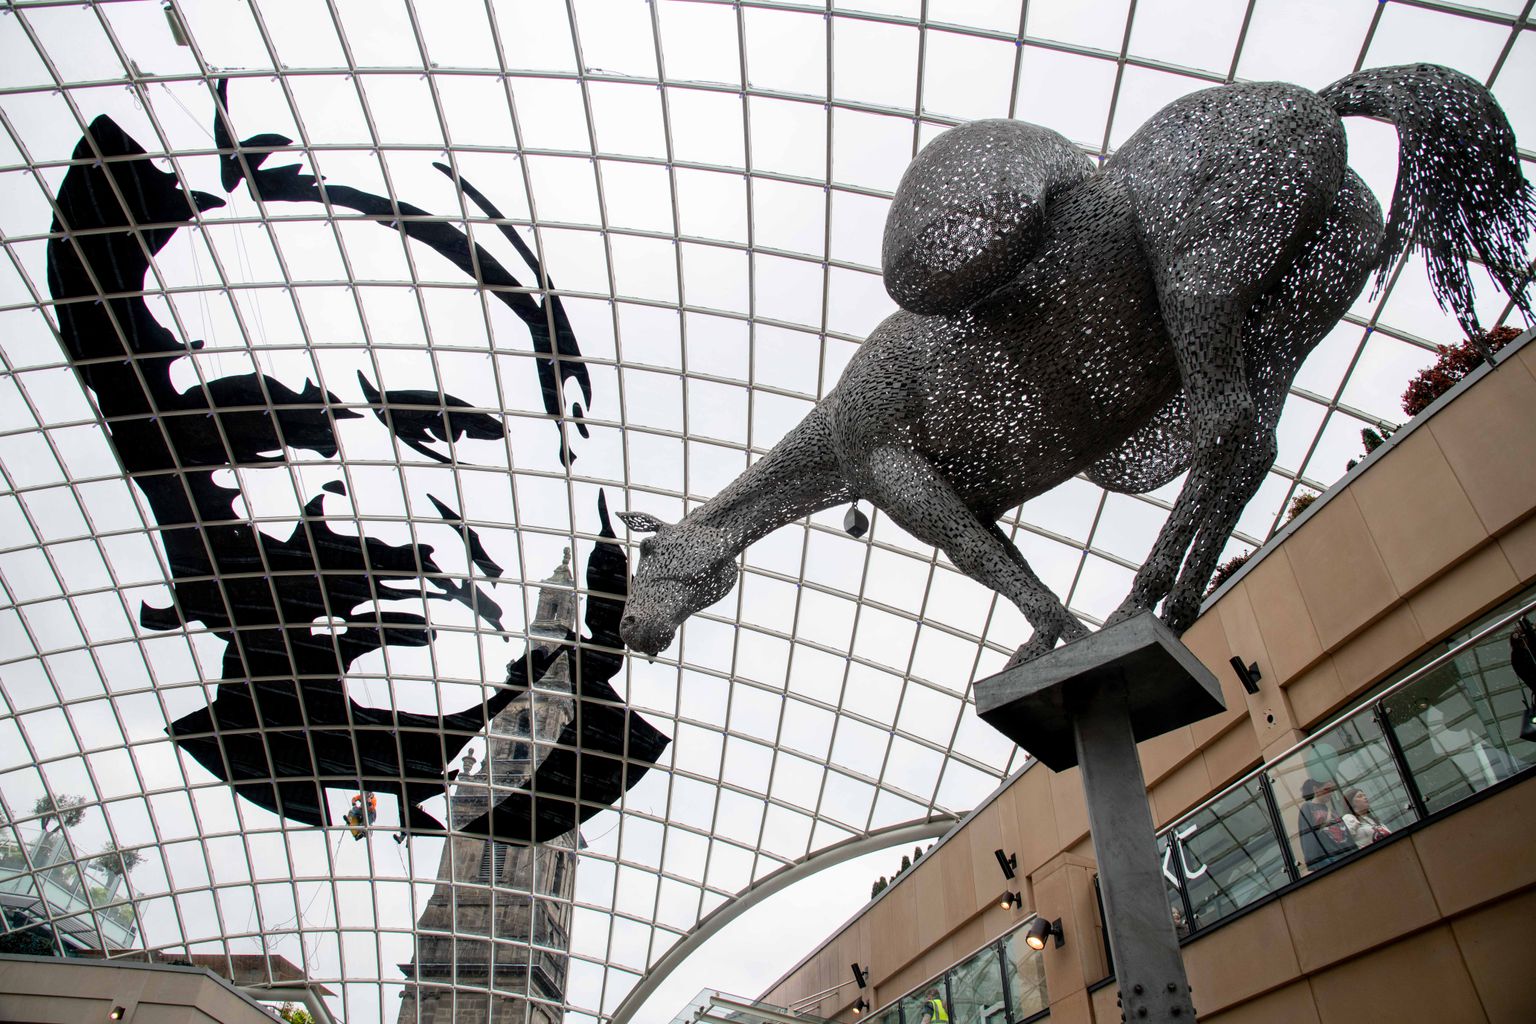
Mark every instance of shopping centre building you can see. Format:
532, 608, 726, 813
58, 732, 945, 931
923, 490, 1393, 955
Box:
0, 2, 1532, 1023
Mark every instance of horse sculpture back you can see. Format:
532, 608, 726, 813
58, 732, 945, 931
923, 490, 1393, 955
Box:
617, 64, 1534, 668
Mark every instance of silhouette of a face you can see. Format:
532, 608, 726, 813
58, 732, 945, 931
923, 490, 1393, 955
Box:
48, 116, 518, 834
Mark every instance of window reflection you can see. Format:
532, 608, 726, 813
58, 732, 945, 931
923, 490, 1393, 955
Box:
875, 921, 1047, 1024
1383, 622, 1536, 813
1001, 930, 1048, 1020
1168, 777, 1290, 927
946, 942, 1006, 1024
1271, 711, 1416, 874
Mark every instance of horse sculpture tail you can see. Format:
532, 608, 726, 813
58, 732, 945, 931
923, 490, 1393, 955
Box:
1320, 64, 1534, 340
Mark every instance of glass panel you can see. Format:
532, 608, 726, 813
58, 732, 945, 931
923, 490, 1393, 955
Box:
1001, 930, 1048, 1021
900, 989, 946, 1024
946, 942, 1006, 1024
1382, 614, 1536, 813
1271, 710, 1417, 875
1171, 776, 1292, 926
876, 1008, 901, 1024
1156, 833, 1190, 939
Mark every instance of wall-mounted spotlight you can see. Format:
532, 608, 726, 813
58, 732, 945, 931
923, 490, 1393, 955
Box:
1024, 916, 1064, 950
851, 963, 869, 990
853, 997, 870, 1016
994, 848, 1017, 881
999, 890, 1021, 911
1229, 656, 1262, 695
109, 1009, 126, 1022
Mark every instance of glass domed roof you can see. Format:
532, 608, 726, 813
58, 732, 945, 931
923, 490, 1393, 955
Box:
0, 1, 1531, 1021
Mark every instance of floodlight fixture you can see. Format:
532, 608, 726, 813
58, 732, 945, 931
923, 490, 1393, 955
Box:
994, 848, 1017, 880
851, 963, 869, 989
1229, 656, 1262, 695
109, 1009, 126, 1022
999, 890, 1021, 911
1024, 915, 1063, 950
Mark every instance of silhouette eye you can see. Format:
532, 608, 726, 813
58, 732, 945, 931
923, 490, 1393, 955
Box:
639, 539, 656, 558
356, 370, 505, 465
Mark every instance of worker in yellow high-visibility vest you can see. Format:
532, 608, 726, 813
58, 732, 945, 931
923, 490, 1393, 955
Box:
918, 988, 948, 1024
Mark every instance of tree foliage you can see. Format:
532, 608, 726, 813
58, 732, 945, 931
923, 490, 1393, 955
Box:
93, 841, 144, 878
32, 794, 86, 834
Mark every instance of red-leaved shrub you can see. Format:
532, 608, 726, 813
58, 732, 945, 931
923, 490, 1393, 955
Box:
1400, 326, 1521, 418
1206, 550, 1253, 597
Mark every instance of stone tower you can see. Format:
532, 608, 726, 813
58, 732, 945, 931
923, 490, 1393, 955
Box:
398, 552, 581, 1024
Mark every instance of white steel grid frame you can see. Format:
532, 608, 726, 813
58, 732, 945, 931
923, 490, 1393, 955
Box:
0, 1, 1530, 1022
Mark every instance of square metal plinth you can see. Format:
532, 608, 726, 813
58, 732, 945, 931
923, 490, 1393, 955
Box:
974, 611, 1225, 771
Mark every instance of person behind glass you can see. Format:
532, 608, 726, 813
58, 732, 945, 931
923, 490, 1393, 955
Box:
918, 988, 948, 1024
1341, 787, 1392, 847
1297, 778, 1357, 870
1171, 904, 1191, 939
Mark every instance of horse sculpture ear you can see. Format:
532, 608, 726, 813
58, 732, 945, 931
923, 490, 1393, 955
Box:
616, 511, 667, 533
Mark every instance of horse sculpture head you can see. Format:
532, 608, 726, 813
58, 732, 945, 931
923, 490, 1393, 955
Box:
615, 511, 737, 656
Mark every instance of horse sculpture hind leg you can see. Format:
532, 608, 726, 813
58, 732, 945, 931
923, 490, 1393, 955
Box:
1112, 65, 1534, 634
1105, 82, 1349, 632
1158, 167, 1384, 629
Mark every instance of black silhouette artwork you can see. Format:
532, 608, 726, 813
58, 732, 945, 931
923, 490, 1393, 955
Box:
45, 97, 665, 843
459, 495, 670, 843
212, 79, 592, 464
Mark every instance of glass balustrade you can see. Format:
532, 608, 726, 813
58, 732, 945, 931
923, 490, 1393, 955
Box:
876, 917, 1050, 1023
1158, 587, 1536, 939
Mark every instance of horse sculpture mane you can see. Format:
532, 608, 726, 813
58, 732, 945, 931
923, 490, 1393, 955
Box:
617, 64, 1534, 669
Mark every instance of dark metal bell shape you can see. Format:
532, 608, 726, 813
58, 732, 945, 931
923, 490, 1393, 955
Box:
843, 503, 870, 538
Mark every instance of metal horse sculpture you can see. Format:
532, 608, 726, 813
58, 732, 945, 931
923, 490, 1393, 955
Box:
617, 64, 1534, 667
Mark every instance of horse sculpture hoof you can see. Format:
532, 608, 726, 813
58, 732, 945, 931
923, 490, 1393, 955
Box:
1006, 635, 1057, 670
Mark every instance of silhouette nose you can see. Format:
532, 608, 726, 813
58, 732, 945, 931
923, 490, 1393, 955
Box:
620, 613, 637, 631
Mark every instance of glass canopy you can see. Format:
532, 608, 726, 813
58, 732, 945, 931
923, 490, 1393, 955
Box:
0, 1, 1531, 1022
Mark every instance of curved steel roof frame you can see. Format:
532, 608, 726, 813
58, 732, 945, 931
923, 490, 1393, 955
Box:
0, 2, 1531, 1021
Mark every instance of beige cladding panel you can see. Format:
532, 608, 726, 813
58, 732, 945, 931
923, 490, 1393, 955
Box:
879, 879, 920, 977
1279, 836, 1442, 974
1199, 978, 1322, 1024
1329, 602, 1426, 713
1495, 503, 1536, 580
1137, 721, 1196, 789
1242, 546, 1323, 685
1149, 745, 1214, 827
1308, 926, 1487, 1024
1351, 426, 1488, 595
1430, 350, 1536, 536
1281, 655, 1347, 732
1183, 899, 1302, 1013
1043, 985, 1093, 1024
1407, 540, 1519, 642
1411, 775, 1536, 917
1449, 888, 1536, 1024
1200, 717, 1260, 794
911, 858, 947, 953
1284, 490, 1401, 649
963, 801, 1007, 910
1047, 765, 1089, 851
1215, 579, 1271, 692
938, 821, 977, 922
1006, 762, 1061, 879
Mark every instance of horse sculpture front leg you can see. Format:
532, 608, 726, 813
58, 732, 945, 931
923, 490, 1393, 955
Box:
858, 445, 1087, 666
